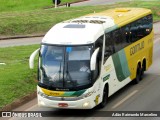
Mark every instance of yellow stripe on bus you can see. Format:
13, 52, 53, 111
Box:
41, 88, 65, 97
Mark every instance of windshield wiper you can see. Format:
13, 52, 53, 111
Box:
66, 61, 72, 81
65, 61, 78, 87
59, 62, 62, 81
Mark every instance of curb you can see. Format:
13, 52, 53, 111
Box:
154, 20, 160, 23
0, 34, 44, 41
58, 0, 89, 6
0, 91, 37, 111
44, 0, 89, 9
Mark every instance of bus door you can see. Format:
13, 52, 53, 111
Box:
102, 32, 117, 95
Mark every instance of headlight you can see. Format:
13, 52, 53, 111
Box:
83, 102, 90, 108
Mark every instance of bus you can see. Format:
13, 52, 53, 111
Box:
29, 8, 153, 109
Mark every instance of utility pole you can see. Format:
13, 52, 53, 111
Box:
53, 0, 61, 8
55, 0, 57, 8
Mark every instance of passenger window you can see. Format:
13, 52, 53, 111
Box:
143, 15, 153, 35
113, 29, 123, 52
130, 22, 138, 42
121, 26, 131, 47
104, 33, 115, 63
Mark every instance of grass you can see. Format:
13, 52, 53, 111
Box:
0, 1, 160, 36
0, 0, 80, 12
0, 0, 52, 12
0, 45, 39, 109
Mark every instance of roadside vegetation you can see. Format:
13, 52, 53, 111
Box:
0, 0, 160, 109
0, 0, 78, 12
0, 45, 39, 109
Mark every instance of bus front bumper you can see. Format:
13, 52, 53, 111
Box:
37, 92, 97, 109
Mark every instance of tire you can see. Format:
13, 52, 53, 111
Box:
140, 67, 144, 80
98, 86, 108, 108
134, 66, 141, 84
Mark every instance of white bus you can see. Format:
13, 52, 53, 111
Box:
29, 8, 153, 109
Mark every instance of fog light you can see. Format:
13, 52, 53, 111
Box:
83, 102, 90, 108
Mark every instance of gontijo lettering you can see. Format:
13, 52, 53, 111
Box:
130, 41, 144, 56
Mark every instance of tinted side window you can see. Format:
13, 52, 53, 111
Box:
128, 14, 153, 43
130, 21, 138, 42
104, 33, 115, 63
121, 26, 131, 47
103, 14, 153, 64
112, 29, 123, 52
136, 19, 144, 39
143, 14, 153, 35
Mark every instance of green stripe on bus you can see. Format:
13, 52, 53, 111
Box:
103, 74, 110, 82
62, 89, 86, 97
72, 89, 86, 96
112, 49, 130, 82
118, 50, 130, 78
112, 52, 125, 81
63, 92, 74, 97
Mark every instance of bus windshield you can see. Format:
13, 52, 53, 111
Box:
39, 44, 93, 90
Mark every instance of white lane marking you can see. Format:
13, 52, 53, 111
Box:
112, 90, 138, 109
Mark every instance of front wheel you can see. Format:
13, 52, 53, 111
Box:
98, 86, 108, 108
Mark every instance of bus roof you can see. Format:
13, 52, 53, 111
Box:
86, 8, 152, 27
42, 8, 151, 45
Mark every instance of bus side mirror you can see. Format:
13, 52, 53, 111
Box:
29, 48, 40, 69
90, 48, 99, 71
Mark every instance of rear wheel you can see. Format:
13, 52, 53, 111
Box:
98, 86, 108, 108
140, 66, 144, 80
140, 62, 146, 80
134, 66, 141, 84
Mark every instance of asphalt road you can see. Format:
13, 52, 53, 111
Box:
0, 37, 42, 48
72, 0, 130, 6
